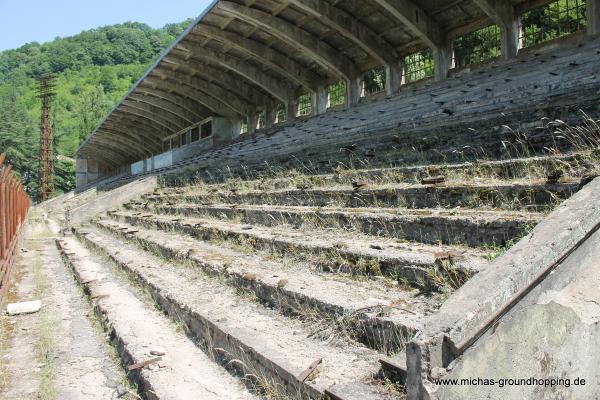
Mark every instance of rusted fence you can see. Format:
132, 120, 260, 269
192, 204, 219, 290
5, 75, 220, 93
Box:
0, 153, 30, 302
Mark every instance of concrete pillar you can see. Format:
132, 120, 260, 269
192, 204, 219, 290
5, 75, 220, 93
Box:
588, 0, 600, 35
287, 99, 298, 121
385, 62, 404, 96
501, 15, 521, 59
265, 107, 277, 129
247, 113, 257, 135
347, 76, 363, 106
312, 86, 329, 115
433, 42, 453, 82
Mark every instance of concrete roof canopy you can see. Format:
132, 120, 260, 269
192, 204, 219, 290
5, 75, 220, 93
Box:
77, 0, 546, 168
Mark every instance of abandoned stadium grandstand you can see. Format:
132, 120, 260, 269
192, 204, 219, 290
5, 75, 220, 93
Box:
8, 0, 600, 399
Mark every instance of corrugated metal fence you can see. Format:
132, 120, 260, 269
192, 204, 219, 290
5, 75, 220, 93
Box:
0, 153, 30, 302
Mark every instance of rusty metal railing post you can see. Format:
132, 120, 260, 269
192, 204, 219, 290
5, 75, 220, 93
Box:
0, 167, 4, 261
0, 154, 31, 304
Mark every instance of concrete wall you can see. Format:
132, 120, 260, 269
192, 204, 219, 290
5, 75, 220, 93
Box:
76, 158, 100, 187
126, 117, 236, 177
69, 176, 157, 225
436, 223, 600, 399
405, 176, 600, 399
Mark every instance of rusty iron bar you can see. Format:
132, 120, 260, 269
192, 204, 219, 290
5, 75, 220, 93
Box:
0, 153, 30, 303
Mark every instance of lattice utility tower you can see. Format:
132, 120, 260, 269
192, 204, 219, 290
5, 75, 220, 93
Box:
38, 74, 56, 202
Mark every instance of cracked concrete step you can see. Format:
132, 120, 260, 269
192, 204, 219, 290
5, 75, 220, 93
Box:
164, 152, 594, 189
108, 210, 488, 290
143, 180, 580, 212
55, 237, 256, 400
68, 226, 402, 400
87, 219, 438, 353
378, 352, 408, 384
126, 202, 542, 247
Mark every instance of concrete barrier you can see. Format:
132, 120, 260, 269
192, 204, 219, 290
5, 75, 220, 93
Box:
406, 176, 600, 399
69, 176, 157, 225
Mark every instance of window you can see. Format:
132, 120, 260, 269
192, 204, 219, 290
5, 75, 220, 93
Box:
257, 110, 266, 129
328, 81, 346, 107
521, 0, 587, 48
403, 49, 435, 83
297, 94, 312, 117
275, 103, 286, 123
170, 135, 180, 149
453, 25, 502, 68
240, 117, 248, 134
181, 132, 188, 146
201, 120, 212, 138
163, 139, 171, 151
190, 126, 200, 142
363, 66, 386, 96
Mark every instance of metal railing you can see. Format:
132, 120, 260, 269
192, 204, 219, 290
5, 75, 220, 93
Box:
0, 153, 30, 302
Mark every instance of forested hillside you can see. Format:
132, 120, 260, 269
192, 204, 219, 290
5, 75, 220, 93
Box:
0, 20, 191, 200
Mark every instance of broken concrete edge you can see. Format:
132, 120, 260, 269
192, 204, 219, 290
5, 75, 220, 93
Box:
68, 176, 158, 225
404, 176, 600, 400
6, 300, 42, 316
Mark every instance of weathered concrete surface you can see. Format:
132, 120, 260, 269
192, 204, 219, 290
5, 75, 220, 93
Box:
0, 211, 132, 400
69, 176, 157, 225
436, 220, 600, 399
405, 177, 600, 399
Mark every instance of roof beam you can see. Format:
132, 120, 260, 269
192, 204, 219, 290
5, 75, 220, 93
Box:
95, 125, 159, 152
122, 99, 191, 128
164, 52, 276, 106
173, 42, 293, 103
135, 85, 210, 120
190, 25, 321, 91
144, 76, 239, 117
116, 105, 181, 133
128, 93, 197, 125
217, 1, 358, 80
79, 140, 136, 165
286, 0, 400, 67
105, 115, 166, 142
472, 0, 514, 26
154, 65, 261, 113
89, 132, 154, 159
372, 0, 444, 48
472, 0, 520, 59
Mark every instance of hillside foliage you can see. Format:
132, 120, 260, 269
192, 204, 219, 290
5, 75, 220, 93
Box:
0, 21, 191, 200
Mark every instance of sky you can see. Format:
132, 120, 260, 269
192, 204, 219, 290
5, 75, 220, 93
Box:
0, 0, 215, 52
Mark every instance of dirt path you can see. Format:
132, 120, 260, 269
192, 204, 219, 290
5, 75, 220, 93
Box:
0, 211, 135, 400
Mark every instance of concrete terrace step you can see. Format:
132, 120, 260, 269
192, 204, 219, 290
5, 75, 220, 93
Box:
56, 237, 256, 400
89, 220, 438, 353
126, 202, 543, 247
68, 226, 403, 400
108, 210, 488, 290
163, 152, 594, 188
145, 180, 580, 212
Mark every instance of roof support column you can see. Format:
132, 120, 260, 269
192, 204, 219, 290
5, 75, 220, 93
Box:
386, 61, 405, 95
473, 1, 521, 59
287, 98, 299, 122
501, 18, 521, 59
347, 76, 364, 106
312, 86, 329, 115
588, 0, 600, 35
433, 41, 453, 82
265, 106, 277, 129
247, 113, 257, 136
